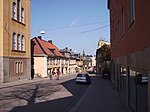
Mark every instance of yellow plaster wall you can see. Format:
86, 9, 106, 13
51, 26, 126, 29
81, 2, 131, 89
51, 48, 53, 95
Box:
34, 57, 45, 77
3, 0, 30, 58
0, 0, 3, 56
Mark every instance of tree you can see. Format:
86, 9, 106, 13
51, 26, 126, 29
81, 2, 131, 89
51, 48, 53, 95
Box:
97, 44, 111, 74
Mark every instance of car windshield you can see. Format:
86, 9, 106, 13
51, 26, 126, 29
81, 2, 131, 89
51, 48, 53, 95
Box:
77, 74, 87, 77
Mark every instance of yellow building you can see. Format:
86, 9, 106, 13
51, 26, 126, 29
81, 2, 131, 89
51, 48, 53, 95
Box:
0, 0, 31, 83
97, 40, 110, 49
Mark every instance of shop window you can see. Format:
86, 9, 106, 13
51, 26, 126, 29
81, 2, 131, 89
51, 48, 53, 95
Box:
129, 69, 136, 111
129, 70, 148, 112
120, 66, 128, 102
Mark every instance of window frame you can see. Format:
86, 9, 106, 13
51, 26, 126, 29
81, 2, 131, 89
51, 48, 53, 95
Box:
121, 8, 125, 37
12, 32, 17, 50
15, 61, 24, 74
21, 7, 25, 23
12, 2, 17, 20
128, 0, 135, 27
21, 35, 25, 51
17, 34, 21, 51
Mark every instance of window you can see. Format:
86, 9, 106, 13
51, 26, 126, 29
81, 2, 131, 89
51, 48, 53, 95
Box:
15, 61, 23, 74
118, 21, 120, 40
17, 34, 21, 50
21, 35, 25, 51
12, 2, 17, 19
129, 0, 135, 26
12, 33, 17, 50
21, 8, 24, 23
121, 8, 125, 36
17, 0, 21, 21
20, 62, 23, 73
12, 0, 25, 23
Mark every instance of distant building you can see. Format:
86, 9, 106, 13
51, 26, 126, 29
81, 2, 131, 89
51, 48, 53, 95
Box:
60, 47, 77, 74
0, 0, 31, 83
108, 0, 150, 112
74, 53, 84, 73
83, 55, 96, 70
97, 40, 110, 49
31, 37, 68, 78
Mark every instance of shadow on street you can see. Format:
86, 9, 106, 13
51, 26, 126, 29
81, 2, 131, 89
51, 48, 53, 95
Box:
1, 78, 90, 112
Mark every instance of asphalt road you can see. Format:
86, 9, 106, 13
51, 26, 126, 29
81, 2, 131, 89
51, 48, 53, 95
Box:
0, 74, 91, 112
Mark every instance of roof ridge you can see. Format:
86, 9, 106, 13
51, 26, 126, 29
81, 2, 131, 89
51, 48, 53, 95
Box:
34, 37, 47, 55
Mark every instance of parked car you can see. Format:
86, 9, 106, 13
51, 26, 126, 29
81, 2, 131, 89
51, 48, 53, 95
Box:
75, 73, 91, 84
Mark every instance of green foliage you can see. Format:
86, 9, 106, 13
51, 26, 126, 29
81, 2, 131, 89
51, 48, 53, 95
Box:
98, 44, 111, 74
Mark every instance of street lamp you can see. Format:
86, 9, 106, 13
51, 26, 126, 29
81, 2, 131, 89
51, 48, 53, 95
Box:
40, 31, 45, 39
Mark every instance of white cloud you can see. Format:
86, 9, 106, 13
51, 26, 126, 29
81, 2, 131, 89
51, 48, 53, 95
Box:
70, 18, 79, 27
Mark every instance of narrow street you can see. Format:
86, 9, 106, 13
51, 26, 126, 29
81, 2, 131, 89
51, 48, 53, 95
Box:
0, 73, 129, 112
0, 74, 89, 112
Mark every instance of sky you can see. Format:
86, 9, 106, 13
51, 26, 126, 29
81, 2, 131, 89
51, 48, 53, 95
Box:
31, 0, 110, 55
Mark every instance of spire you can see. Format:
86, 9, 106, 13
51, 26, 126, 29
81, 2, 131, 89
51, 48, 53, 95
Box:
82, 50, 85, 57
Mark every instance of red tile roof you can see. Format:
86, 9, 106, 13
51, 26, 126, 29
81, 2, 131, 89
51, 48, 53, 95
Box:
31, 37, 64, 58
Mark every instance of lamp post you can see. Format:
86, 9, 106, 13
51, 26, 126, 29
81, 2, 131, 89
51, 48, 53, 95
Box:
40, 31, 45, 39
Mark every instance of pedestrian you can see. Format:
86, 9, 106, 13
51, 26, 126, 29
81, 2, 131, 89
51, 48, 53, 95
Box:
51, 70, 56, 79
56, 68, 61, 80
48, 70, 52, 80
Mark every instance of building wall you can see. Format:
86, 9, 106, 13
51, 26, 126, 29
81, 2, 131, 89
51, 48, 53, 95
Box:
0, 0, 3, 56
3, 0, 30, 57
110, 0, 150, 59
109, 0, 150, 112
34, 56, 47, 78
69, 59, 76, 73
0, 0, 31, 83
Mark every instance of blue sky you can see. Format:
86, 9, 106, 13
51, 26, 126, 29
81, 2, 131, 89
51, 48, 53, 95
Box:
31, 0, 110, 55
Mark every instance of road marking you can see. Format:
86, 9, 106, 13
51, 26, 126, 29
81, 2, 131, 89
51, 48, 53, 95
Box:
69, 82, 94, 112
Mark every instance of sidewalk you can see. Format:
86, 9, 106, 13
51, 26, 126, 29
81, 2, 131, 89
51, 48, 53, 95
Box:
0, 77, 46, 89
0, 73, 77, 89
69, 76, 130, 112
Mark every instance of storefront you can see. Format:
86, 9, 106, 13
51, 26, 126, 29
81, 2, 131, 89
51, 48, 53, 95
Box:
111, 63, 148, 112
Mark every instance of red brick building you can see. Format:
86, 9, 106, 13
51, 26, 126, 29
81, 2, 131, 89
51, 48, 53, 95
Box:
108, 0, 150, 112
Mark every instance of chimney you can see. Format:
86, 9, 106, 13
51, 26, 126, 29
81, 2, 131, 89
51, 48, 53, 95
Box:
37, 36, 42, 40
48, 40, 52, 44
